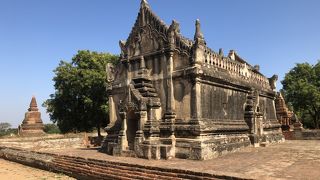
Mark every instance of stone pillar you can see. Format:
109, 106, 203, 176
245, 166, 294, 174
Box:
140, 56, 146, 70
166, 52, 175, 114
256, 112, 263, 137
140, 111, 147, 136
148, 108, 160, 137
135, 111, 147, 155
136, 111, 147, 137
128, 62, 132, 82
164, 52, 176, 135
108, 95, 116, 125
244, 90, 259, 147
191, 78, 202, 120
118, 112, 128, 151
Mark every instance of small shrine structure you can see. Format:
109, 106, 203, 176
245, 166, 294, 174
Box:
19, 96, 45, 136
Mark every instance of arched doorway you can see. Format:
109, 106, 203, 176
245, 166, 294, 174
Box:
126, 109, 139, 150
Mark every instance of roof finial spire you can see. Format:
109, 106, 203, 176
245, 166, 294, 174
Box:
219, 48, 224, 57
141, 0, 149, 8
194, 19, 205, 44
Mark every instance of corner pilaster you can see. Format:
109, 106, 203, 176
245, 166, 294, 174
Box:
164, 51, 176, 135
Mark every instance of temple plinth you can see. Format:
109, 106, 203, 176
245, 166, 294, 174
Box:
19, 96, 45, 136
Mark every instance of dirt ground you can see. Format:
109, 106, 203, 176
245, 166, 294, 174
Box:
46, 140, 320, 180
0, 159, 74, 180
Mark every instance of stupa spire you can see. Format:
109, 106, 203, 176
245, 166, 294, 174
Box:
28, 96, 39, 111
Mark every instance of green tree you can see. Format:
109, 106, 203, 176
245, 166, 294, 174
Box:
44, 123, 61, 134
281, 61, 320, 129
44, 50, 118, 137
0, 122, 11, 131
0, 122, 17, 137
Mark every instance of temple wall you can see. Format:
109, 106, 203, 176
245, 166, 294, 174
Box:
258, 96, 277, 120
109, 89, 124, 126
153, 79, 166, 117
200, 84, 247, 120
173, 53, 189, 70
173, 78, 192, 121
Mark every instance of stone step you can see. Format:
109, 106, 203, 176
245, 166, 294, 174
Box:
53, 158, 178, 180
140, 91, 158, 97
52, 158, 141, 180
0, 147, 226, 180
54, 159, 170, 179
136, 87, 157, 93
54, 156, 211, 180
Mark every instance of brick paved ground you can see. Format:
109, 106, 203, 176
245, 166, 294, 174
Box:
0, 158, 74, 180
44, 140, 320, 180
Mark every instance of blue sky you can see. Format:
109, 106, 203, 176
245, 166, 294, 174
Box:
0, 0, 319, 127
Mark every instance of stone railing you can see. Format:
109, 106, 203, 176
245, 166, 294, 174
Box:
203, 49, 270, 89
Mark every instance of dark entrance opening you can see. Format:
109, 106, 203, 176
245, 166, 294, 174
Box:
126, 109, 139, 150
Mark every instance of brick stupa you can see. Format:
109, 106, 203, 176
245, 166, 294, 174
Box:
19, 96, 45, 136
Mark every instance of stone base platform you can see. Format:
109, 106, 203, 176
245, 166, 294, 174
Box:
0, 140, 319, 179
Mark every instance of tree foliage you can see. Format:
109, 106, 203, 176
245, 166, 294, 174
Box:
0, 122, 11, 131
0, 122, 17, 137
44, 50, 118, 136
44, 123, 61, 134
281, 61, 320, 129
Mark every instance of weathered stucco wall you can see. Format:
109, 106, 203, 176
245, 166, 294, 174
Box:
201, 84, 247, 121
174, 78, 192, 121
258, 96, 277, 121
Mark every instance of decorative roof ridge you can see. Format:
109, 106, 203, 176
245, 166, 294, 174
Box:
142, 0, 193, 50
125, 0, 169, 48
233, 51, 252, 67
125, 14, 140, 47
144, 4, 169, 31
175, 32, 193, 48
145, 9, 193, 50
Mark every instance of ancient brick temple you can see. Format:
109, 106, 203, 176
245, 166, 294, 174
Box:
19, 96, 45, 136
103, 0, 284, 160
275, 92, 294, 131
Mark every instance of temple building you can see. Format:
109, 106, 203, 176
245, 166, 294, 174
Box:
103, 0, 283, 160
275, 92, 294, 131
19, 96, 45, 136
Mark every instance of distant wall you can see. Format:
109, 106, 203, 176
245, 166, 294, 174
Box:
283, 129, 320, 140
0, 135, 84, 150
